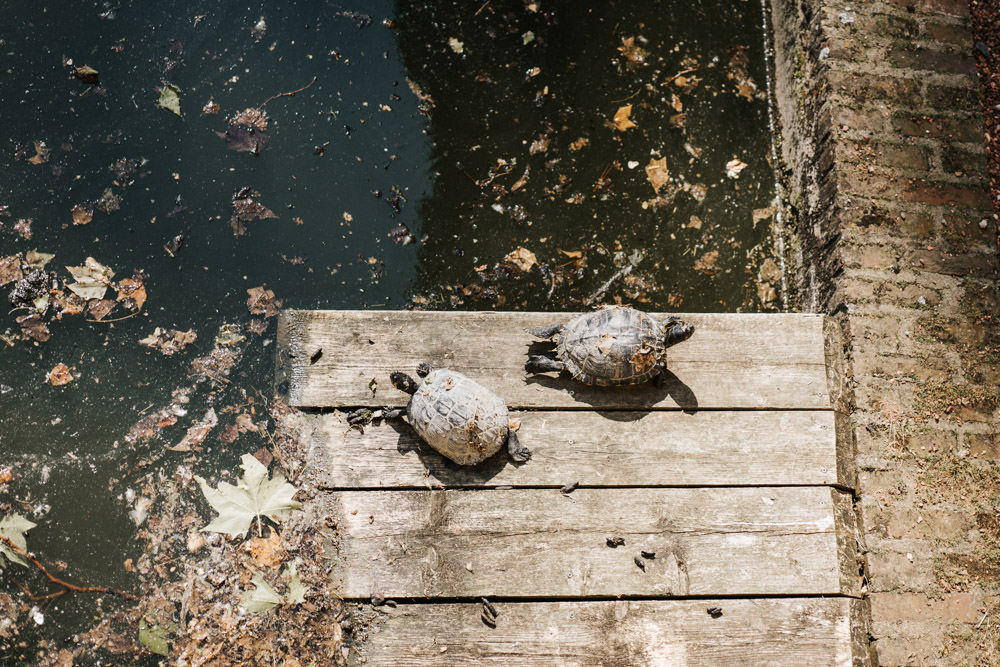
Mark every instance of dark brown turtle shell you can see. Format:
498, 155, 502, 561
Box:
557, 306, 667, 386
406, 368, 509, 465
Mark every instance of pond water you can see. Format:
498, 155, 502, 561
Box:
0, 0, 778, 656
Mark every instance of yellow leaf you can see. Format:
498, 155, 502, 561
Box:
612, 104, 636, 131
645, 157, 670, 193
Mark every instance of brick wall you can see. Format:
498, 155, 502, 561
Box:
771, 0, 998, 663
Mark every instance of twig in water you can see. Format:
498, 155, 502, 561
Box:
585, 253, 643, 306
0, 535, 140, 601
258, 76, 318, 110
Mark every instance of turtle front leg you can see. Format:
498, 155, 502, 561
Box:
663, 319, 695, 348
506, 430, 531, 463
525, 355, 564, 374
526, 322, 564, 339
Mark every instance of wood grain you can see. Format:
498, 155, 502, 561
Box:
326, 486, 859, 599
348, 598, 871, 666
311, 409, 850, 489
278, 310, 831, 410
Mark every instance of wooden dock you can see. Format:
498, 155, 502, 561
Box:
276, 311, 870, 665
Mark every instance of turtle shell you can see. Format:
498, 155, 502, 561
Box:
557, 306, 666, 386
406, 369, 509, 465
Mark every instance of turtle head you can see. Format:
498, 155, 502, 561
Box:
390, 371, 420, 395
416, 362, 433, 378
664, 319, 694, 348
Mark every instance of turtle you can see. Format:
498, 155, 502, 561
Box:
524, 306, 694, 386
350, 363, 530, 466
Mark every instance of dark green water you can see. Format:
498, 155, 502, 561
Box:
0, 0, 777, 654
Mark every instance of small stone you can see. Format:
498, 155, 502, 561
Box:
980, 219, 988, 229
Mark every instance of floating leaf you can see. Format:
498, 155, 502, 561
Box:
618, 37, 648, 68
73, 65, 100, 85
694, 250, 720, 275
71, 204, 94, 226
246, 287, 282, 318
65, 257, 114, 300
117, 275, 147, 310
139, 328, 197, 355
447, 37, 464, 54
47, 363, 73, 386
246, 531, 286, 568
27, 142, 49, 165
196, 454, 302, 538
138, 619, 169, 656
0, 513, 36, 567
503, 247, 537, 272
0, 255, 23, 286
168, 408, 217, 452
242, 571, 284, 613
645, 157, 670, 193
216, 323, 246, 346
25, 250, 54, 269
725, 158, 748, 179
612, 104, 636, 131
157, 83, 182, 117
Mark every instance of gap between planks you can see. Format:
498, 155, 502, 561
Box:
277, 310, 834, 410
347, 597, 872, 666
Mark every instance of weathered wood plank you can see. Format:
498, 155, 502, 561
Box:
311, 409, 851, 489
349, 598, 872, 666
326, 487, 859, 599
278, 311, 831, 410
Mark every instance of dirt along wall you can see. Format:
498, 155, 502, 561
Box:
769, 0, 998, 663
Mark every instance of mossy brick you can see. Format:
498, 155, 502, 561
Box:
838, 139, 930, 170
870, 12, 921, 39
966, 432, 1000, 459
892, 113, 984, 142
886, 0, 971, 18
925, 20, 973, 45
833, 106, 891, 134
917, 315, 994, 346
867, 550, 936, 592
941, 145, 988, 175
873, 635, 946, 666
841, 242, 898, 269
888, 48, 977, 75
911, 248, 999, 277
883, 506, 969, 539
870, 592, 983, 624
827, 70, 921, 105
852, 351, 954, 382
841, 277, 943, 308
903, 180, 990, 207
925, 83, 981, 111
851, 313, 906, 352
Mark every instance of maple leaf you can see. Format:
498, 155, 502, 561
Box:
65, 257, 114, 300
242, 571, 284, 612
196, 454, 302, 538
0, 513, 36, 567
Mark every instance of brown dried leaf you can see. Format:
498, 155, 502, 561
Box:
752, 206, 775, 228
17, 314, 50, 342
246, 286, 283, 318
168, 408, 217, 452
117, 276, 147, 311
569, 137, 590, 152
86, 299, 116, 321
694, 251, 719, 275
74, 65, 100, 84
645, 157, 670, 193
246, 531, 286, 569
231, 187, 277, 236
139, 327, 197, 355
71, 203, 94, 226
612, 104, 636, 131
617, 37, 649, 67
47, 363, 73, 386
27, 142, 49, 165
687, 216, 703, 230
503, 247, 537, 272
0, 255, 23, 286
760, 258, 782, 284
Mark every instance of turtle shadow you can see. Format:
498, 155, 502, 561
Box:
522, 368, 698, 420
388, 419, 518, 486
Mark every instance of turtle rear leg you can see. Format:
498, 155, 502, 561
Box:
525, 355, 564, 374
506, 430, 531, 463
526, 322, 564, 339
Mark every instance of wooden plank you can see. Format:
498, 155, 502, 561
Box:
311, 409, 851, 489
326, 487, 859, 599
348, 598, 872, 666
278, 310, 831, 410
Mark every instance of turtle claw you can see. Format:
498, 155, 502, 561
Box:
507, 431, 531, 463
525, 355, 564, 374
526, 322, 564, 339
